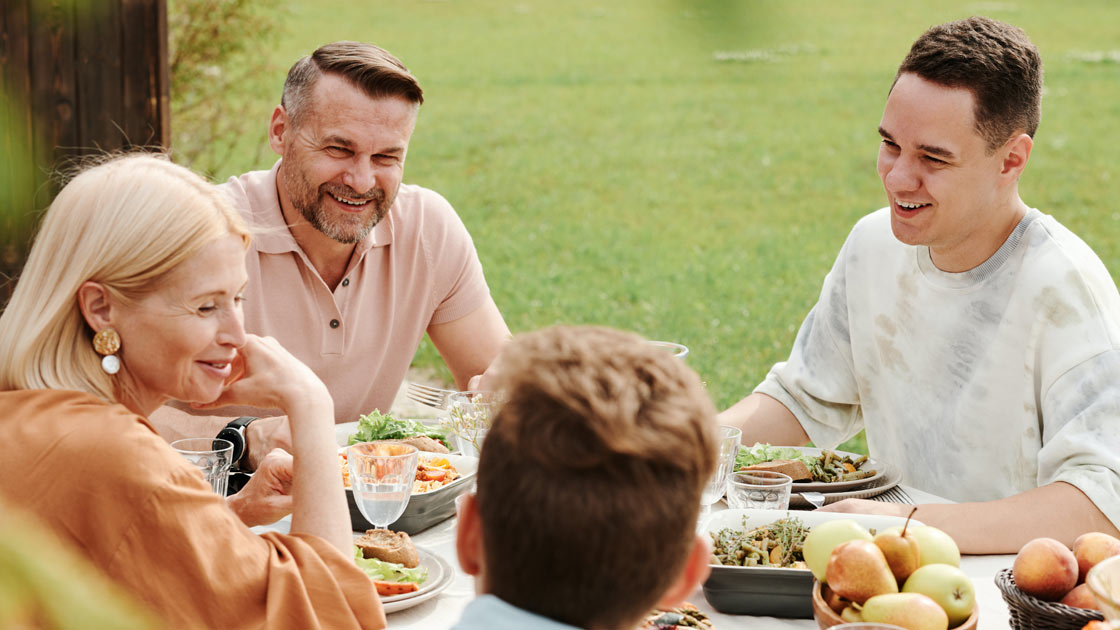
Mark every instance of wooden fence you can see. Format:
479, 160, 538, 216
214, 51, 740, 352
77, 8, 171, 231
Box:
0, 0, 168, 308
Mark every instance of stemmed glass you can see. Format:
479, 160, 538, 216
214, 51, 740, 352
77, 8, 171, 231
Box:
346, 442, 420, 530
698, 426, 743, 526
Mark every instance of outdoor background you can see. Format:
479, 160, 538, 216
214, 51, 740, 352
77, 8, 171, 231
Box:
173, 0, 1120, 453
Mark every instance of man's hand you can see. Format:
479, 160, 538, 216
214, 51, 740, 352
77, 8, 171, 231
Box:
227, 448, 295, 527
244, 416, 292, 470
817, 498, 914, 518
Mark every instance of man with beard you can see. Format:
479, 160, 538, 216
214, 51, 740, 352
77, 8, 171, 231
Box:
151, 42, 510, 471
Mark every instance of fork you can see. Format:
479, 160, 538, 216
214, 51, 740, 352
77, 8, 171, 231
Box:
405, 381, 456, 410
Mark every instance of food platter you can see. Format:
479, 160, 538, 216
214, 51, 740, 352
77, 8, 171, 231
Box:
378, 547, 455, 613
783, 447, 886, 492
335, 420, 448, 450
701, 508, 923, 617
787, 460, 901, 508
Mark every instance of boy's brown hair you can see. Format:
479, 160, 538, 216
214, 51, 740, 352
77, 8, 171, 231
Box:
281, 41, 423, 128
476, 325, 718, 629
896, 16, 1042, 151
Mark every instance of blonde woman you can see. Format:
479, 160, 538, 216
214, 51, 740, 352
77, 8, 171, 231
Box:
0, 154, 385, 628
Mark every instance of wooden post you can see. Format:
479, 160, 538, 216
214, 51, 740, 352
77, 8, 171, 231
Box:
0, 0, 168, 310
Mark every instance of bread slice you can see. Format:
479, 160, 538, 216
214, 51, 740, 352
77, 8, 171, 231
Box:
355, 529, 419, 568
739, 458, 812, 481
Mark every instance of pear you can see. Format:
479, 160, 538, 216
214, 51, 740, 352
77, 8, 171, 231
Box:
825, 539, 900, 605
861, 592, 949, 630
803, 518, 873, 582
840, 605, 864, 622
874, 506, 921, 585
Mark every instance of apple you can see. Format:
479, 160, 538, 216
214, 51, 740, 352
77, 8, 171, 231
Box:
1073, 532, 1120, 583
1059, 583, 1101, 610
862, 592, 949, 630
826, 539, 899, 604
880, 524, 961, 567
803, 519, 873, 582
1013, 537, 1078, 601
902, 563, 976, 626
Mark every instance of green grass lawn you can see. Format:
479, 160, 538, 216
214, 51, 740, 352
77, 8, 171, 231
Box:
183, 0, 1120, 454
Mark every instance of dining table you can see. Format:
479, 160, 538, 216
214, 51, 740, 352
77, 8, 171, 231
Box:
254, 482, 1016, 630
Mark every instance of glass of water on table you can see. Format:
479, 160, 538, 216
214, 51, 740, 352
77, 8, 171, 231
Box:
726, 470, 793, 510
698, 426, 742, 525
347, 442, 420, 529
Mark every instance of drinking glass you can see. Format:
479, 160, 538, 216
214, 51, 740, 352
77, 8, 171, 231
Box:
646, 340, 689, 360
445, 391, 502, 457
347, 442, 419, 529
171, 437, 233, 496
699, 426, 743, 524
726, 470, 794, 510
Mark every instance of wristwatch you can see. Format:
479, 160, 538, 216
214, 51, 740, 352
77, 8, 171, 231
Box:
216, 416, 258, 471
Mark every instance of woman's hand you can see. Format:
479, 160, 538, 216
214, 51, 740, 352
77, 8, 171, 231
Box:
227, 448, 295, 527
192, 334, 329, 415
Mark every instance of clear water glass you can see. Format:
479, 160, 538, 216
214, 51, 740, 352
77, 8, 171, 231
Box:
699, 426, 743, 524
646, 340, 689, 360
446, 391, 502, 456
726, 470, 793, 510
171, 437, 233, 496
347, 442, 419, 529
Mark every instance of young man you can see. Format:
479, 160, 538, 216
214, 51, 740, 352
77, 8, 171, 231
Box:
152, 42, 510, 469
720, 17, 1120, 553
453, 326, 716, 630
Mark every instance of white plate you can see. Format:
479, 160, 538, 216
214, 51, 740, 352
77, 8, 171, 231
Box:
788, 461, 901, 508
738, 446, 884, 492
381, 548, 455, 613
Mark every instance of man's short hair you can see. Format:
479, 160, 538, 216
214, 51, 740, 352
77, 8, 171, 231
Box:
280, 41, 423, 127
896, 16, 1042, 151
476, 325, 718, 629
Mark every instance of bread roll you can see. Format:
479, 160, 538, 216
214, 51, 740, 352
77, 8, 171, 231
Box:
355, 529, 420, 568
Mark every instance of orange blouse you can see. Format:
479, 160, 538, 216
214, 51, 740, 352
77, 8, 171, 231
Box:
0, 389, 386, 629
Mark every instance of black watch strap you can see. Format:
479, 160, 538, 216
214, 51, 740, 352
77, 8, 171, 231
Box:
217, 416, 258, 471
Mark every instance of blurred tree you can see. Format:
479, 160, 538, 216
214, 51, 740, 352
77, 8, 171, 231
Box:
167, 0, 286, 177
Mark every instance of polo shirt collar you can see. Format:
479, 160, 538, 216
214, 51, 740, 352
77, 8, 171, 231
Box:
250, 160, 394, 256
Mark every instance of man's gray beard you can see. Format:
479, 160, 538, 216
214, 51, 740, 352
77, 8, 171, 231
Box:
298, 192, 388, 244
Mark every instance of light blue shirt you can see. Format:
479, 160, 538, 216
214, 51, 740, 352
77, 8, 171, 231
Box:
451, 594, 587, 630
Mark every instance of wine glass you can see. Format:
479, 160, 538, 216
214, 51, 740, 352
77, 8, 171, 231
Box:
698, 426, 743, 526
646, 340, 689, 360
346, 442, 419, 529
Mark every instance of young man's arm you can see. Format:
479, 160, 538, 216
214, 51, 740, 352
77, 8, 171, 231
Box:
427, 296, 511, 391
820, 481, 1119, 554
718, 392, 811, 446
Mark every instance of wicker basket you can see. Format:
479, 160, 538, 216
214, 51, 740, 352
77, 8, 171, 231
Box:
995, 568, 1104, 630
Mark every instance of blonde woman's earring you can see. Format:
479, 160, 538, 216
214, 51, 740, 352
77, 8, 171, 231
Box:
93, 328, 121, 375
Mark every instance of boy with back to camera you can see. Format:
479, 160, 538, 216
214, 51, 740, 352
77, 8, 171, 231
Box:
452, 325, 718, 630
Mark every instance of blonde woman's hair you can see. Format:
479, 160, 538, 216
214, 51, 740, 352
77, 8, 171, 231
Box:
0, 153, 250, 403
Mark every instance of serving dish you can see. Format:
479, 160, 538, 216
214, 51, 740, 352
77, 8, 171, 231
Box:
335, 419, 451, 450
343, 449, 478, 534
701, 508, 923, 618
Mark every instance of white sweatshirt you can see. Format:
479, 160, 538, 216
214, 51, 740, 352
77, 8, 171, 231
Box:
756, 208, 1120, 528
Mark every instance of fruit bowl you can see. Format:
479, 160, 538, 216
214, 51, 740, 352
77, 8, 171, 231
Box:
995, 568, 1104, 630
811, 580, 978, 630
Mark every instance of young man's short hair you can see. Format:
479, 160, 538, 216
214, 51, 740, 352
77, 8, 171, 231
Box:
896, 16, 1042, 151
476, 325, 718, 629
281, 40, 423, 128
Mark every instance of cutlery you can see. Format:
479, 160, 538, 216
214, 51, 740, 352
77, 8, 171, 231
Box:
405, 382, 456, 411
801, 492, 826, 509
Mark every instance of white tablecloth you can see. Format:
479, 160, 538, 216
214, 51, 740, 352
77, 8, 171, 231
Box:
256, 485, 1013, 629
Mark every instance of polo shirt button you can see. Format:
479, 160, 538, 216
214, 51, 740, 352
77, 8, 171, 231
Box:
329, 319, 340, 329
341, 278, 350, 287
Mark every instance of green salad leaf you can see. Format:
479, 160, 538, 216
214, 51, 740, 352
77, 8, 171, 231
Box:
735, 442, 816, 470
353, 546, 428, 584
347, 410, 450, 449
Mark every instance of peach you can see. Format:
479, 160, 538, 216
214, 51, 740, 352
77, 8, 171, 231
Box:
1013, 537, 1078, 601
1073, 532, 1120, 583
1060, 583, 1101, 611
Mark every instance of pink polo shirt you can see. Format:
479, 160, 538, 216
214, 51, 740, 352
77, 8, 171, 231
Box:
219, 161, 490, 422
